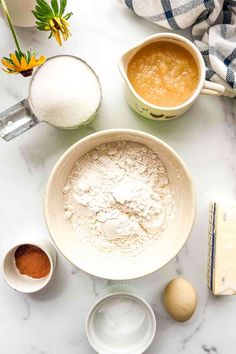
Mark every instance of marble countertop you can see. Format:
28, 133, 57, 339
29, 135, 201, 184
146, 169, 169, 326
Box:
0, 1, 236, 353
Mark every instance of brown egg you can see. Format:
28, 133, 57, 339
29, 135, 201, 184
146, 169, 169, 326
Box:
163, 278, 197, 322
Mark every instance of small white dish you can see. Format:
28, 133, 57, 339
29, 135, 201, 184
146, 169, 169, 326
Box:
86, 291, 156, 354
2, 239, 57, 293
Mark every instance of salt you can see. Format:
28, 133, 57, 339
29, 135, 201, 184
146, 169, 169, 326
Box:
94, 296, 146, 337
30, 56, 101, 128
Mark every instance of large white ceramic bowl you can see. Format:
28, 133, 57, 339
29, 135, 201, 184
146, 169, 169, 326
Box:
44, 129, 195, 280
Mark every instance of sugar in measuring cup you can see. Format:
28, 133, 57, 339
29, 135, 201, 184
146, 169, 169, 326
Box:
0, 55, 102, 141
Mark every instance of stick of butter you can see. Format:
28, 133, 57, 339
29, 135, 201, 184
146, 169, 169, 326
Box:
208, 201, 236, 295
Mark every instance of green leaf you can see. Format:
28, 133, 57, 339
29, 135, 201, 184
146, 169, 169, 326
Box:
32, 11, 49, 22
3, 57, 14, 64
35, 20, 49, 27
15, 50, 22, 63
36, 1, 48, 13
37, 25, 50, 31
59, 0, 67, 16
36, 0, 53, 17
35, 5, 44, 13
26, 51, 32, 63
51, 0, 59, 15
64, 11, 73, 20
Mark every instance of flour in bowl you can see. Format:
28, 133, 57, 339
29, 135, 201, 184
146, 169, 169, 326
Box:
63, 142, 174, 256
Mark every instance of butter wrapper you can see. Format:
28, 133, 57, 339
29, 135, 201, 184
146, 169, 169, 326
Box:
208, 201, 236, 295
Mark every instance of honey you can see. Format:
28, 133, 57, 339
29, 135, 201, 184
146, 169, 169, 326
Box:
127, 42, 199, 107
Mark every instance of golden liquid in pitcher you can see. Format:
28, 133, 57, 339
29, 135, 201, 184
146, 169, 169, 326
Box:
127, 42, 199, 107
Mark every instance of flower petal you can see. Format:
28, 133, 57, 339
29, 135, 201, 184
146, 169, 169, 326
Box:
2, 68, 16, 74
28, 56, 37, 69
36, 56, 46, 66
49, 19, 58, 32
10, 54, 21, 68
1, 59, 16, 70
20, 57, 28, 71
53, 31, 62, 46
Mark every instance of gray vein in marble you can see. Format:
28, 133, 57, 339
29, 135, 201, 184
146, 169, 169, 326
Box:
22, 297, 30, 321
174, 255, 183, 275
175, 255, 180, 263
90, 275, 100, 297
87, 274, 109, 298
202, 344, 218, 353
175, 267, 182, 275
19, 145, 45, 176
183, 245, 189, 256
71, 266, 79, 275
68, 332, 87, 348
180, 321, 204, 351
179, 294, 210, 351
153, 307, 174, 330
221, 98, 236, 126
27, 345, 50, 354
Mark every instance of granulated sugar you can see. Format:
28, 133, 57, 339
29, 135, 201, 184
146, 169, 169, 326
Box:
63, 142, 174, 256
30, 56, 101, 128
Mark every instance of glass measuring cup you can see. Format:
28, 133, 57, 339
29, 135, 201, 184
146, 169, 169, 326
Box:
0, 55, 102, 141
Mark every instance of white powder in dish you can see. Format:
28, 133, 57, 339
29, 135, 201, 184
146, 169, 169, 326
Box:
94, 296, 146, 337
63, 141, 174, 256
30, 56, 101, 128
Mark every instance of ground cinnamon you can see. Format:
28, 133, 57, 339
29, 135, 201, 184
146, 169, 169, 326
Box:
14, 244, 51, 279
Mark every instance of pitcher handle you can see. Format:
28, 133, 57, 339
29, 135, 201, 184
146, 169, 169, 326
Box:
0, 99, 40, 142
200, 81, 226, 96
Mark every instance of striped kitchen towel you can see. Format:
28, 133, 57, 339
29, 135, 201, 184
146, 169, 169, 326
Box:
121, 0, 236, 97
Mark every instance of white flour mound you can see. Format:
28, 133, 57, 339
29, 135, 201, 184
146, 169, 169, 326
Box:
63, 142, 174, 256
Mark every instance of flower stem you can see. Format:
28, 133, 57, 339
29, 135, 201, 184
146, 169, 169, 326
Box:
0, 0, 21, 52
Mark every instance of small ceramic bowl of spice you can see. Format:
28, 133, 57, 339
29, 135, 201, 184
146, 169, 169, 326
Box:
2, 239, 56, 293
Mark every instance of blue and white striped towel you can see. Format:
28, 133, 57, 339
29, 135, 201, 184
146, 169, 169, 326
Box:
121, 0, 236, 97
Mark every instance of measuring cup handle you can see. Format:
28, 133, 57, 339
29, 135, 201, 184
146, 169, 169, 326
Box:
200, 81, 226, 96
0, 99, 40, 141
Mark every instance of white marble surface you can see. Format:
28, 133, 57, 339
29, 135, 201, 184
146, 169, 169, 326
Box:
0, 1, 236, 353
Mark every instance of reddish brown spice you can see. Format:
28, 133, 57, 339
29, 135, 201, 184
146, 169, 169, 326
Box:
14, 245, 51, 279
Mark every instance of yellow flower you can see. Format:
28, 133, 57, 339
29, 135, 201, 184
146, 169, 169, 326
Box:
33, 0, 73, 46
1, 51, 46, 77
49, 17, 71, 46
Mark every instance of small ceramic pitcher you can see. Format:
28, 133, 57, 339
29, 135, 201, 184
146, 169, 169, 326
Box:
118, 33, 226, 121
3, 0, 36, 27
